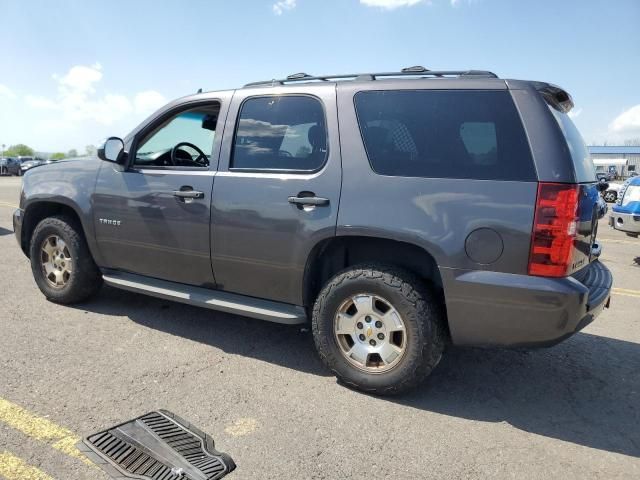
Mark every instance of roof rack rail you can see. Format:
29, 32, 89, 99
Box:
244, 66, 498, 87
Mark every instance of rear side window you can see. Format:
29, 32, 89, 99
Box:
547, 107, 596, 183
354, 90, 536, 181
232, 95, 327, 171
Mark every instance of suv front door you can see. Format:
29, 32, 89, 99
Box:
211, 85, 341, 305
93, 95, 231, 287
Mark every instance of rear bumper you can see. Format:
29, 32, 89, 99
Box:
609, 211, 640, 234
443, 260, 612, 347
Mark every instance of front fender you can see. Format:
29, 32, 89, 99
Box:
21, 159, 103, 264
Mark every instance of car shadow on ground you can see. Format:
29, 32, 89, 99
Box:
80, 286, 640, 459
0, 226, 13, 236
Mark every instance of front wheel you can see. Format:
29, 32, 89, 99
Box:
312, 264, 445, 395
29, 215, 102, 304
603, 191, 617, 203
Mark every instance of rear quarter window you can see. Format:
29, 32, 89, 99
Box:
547, 107, 596, 183
354, 90, 536, 181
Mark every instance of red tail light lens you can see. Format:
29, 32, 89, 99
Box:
528, 182, 579, 277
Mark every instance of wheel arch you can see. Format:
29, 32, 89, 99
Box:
21, 200, 98, 262
303, 235, 448, 337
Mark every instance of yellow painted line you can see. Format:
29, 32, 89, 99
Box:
0, 451, 54, 480
612, 287, 640, 299
0, 201, 18, 208
0, 398, 91, 466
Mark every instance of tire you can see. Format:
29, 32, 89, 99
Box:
29, 215, 102, 304
603, 191, 617, 203
312, 264, 445, 395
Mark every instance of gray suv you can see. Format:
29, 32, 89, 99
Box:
13, 67, 612, 394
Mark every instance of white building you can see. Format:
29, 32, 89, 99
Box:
588, 146, 640, 178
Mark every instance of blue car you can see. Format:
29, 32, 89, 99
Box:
609, 176, 640, 237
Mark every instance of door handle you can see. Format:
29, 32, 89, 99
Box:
173, 190, 204, 199
288, 196, 330, 206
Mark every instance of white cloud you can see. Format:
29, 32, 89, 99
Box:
134, 90, 167, 114
0, 84, 16, 99
25, 63, 166, 127
273, 0, 296, 15
25, 95, 58, 109
55, 63, 103, 93
568, 107, 582, 119
609, 104, 640, 136
360, 0, 427, 9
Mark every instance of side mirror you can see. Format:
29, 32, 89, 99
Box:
98, 137, 126, 164
596, 180, 609, 192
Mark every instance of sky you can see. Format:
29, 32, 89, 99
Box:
0, 0, 639, 153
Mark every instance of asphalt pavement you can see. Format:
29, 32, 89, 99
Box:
0, 175, 638, 479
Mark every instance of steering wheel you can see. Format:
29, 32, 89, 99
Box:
170, 142, 208, 166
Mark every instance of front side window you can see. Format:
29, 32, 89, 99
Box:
231, 96, 327, 171
354, 90, 536, 181
135, 104, 219, 168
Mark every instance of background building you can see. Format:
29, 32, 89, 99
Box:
588, 146, 640, 178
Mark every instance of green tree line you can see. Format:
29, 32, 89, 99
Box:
1, 144, 97, 160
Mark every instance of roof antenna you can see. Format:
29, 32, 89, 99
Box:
196, 88, 202, 94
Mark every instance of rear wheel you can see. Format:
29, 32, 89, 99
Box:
312, 264, 445, 395
603, 191, 617, 203
29, 215, 102, 304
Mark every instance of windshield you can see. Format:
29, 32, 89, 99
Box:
621, 184, 640, 207
548, 107, 596, 183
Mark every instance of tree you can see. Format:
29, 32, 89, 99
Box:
50, 152, 66, 160
67, 149, 78, 158
5, 144, 34, 157
85, 145, 97, 157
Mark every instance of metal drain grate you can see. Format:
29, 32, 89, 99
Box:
79, 410, 235, 480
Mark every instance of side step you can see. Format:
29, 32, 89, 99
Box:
102, 271, 307, 325
79, 410, 235, 480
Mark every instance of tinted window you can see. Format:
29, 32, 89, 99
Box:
232, 96, 327, 171
354, 90, 536, 181
547, 107, 596, 183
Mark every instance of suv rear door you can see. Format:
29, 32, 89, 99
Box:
210, 85, 341, 305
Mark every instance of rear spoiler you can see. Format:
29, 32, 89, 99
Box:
532, 82, 574, 113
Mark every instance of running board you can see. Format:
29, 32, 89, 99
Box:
102, 271, 307, 325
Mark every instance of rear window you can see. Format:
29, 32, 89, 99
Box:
354, 90, 536, 181
547, 107, 596, 183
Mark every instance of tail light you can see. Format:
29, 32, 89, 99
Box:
528, 182, 579, 277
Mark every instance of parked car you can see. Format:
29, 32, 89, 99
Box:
13, 67, 612, 394
19, 157, 43, 174
609, 176, 640, 238
0, 157, 22, 176
596, 171, 614, 182
602, 182, 624, 203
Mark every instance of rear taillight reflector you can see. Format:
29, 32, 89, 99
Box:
528, 182, 579, 277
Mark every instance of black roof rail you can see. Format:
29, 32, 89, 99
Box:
244, 66, 498, 87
